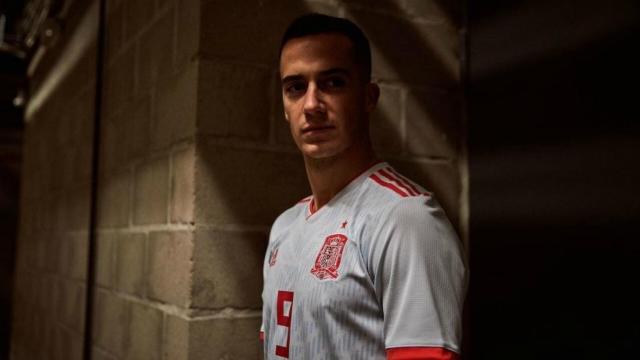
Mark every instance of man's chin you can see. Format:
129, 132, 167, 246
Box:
300, 144, 340, 160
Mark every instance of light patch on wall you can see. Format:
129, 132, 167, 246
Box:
25, 0, 98, 121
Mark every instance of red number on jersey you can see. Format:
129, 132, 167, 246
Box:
276, 290, 294, 358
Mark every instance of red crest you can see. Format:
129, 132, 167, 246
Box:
311, 234, 348, 280
268, 248, 278, 267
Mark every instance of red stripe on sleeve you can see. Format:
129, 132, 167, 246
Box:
387, 167, 427, 196
386, 347, 460, 360
370, 173, 409, 197
379, 168, 419, 196
259, 331, 264, 342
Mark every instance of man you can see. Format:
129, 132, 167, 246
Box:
260, 13, 466, 360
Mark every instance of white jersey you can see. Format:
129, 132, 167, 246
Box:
261, 162, 466, 359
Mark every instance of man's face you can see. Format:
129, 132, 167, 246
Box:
279, 33, 378, 160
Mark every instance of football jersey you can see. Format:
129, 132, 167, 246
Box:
261, 162, 466, 359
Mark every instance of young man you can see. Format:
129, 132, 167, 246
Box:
260, 14, 466, 360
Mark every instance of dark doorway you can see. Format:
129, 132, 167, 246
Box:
468, 0, 640, 358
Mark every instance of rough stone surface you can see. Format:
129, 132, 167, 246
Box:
164, 314, 189, 360
199, 0, 315, 65
137, 9, 174, 92
195, 143, 309, 227
192, 230, 267, 309
405, 89, 462, 158
152, 62, 198, 150
133, 156, 169, 225
198, 60, 271, 140
95, 232, 116, 288
97, 172, 131, 228
92, 290, 130, 357
189, 317, 262, 359
348, 9, 459, 88
124, 303, 163, 360
171, 145, 196, 224
116, 232, 146, 296
371, 84, 404, 156
147, 231, 193, 307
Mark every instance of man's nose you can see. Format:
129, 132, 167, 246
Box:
303, 84, 325, 115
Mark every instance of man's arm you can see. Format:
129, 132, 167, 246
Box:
368, 196, 467, 360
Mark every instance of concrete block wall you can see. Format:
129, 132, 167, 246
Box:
91, 0, 199, 358
11, 0, 464, 359
10, 0, 98, 357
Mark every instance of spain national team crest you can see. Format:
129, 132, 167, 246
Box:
311, 234, 348, 280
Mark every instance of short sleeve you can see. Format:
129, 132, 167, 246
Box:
367, 196, 467, 354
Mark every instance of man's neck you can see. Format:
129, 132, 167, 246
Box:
304, 142, 377, 212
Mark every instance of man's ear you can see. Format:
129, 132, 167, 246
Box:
365, 82, 380, 113
284, 112, 290, 121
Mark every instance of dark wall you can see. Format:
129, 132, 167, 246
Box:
468, 0, 640, 358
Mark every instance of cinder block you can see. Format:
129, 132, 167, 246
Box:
164, 314, 189, 360
347, 9, 459, 88
105, 0, 124, 63
371, 84, 403, 156
67, 186, 91, 231
97, 171, 131, 229
147, 230, 193, 307
92, 346, 117, 360
103, 45, 135, 117
175, 0, 200, 71
390, 159, 461, 232
137, 10, 174, 92
133, 156, 169, 225
124, 0, 157, 39
197, 60, 271, 141
52, 325, 83, 360
171, 145, 195, 224
101, 109, 129, 175
195, 143, 309, 227
96, 232, 117, 288
192, 229, 267, 309
189, 317, 262, 359
152, 63, 197, 150
124, 303, 163, 360
200, 0, 314, 65
55, 279, 86, 333
128, 95, 151, 159
405, 88, 462, 158
270, 70, 296, 148
92, 289, 130, 357
68, 233, 89, 281
116, 232, 146, 296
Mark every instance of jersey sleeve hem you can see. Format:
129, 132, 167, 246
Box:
386, 346, 460, 360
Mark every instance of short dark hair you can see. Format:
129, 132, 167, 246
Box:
280, 13, 372, 81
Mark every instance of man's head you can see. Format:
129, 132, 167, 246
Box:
279, 14, 379, 161
280, 13, 372, 82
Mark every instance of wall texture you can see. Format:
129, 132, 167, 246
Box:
11, 0, 465, 359
10, 1, 97, 358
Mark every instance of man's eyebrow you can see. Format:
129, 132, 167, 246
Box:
319, 68, 351, 77
281, 68, 352, 84
281, 74, 304, 85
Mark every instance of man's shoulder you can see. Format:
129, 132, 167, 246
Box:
271, 195, 310, 231
358, 164, 434, 214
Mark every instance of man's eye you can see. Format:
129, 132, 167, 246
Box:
324, 77, 346, 89
285, 83, 306, 95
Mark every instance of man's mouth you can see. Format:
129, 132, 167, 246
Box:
302, 125, 335, 135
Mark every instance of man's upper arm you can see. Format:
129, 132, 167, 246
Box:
368, 197, 467, 357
